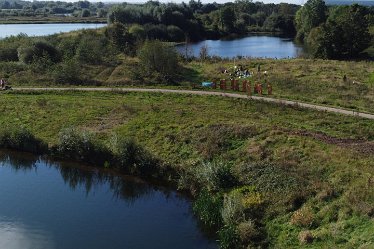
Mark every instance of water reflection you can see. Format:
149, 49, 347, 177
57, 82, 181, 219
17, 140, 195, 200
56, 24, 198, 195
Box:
176, 35, 304, 58
0, 150, 218, 249
0, 219, 55, 249
0, 150, 154, 203
0, 151, 38, 171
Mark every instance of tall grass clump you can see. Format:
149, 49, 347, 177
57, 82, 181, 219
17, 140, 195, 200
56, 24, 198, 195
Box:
193, 190, 224, 228
0, 126, 47, 153
53, 127, 112, 166
179, 160, 237, 193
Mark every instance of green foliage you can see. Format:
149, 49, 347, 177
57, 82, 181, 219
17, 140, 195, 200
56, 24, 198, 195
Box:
218, 225, 240, 249
138, 40, 179, 83
193, 190, 224, 228
54, 127, 112, 166
109, 134, 158, 176
0, 126, 47, 153
74, 34, 106, 64
17, 40, 60, 64
52, 58, 81, 84
295, 0, 327, 41
308, 5, 371, 59
222, 186, 264, 225
105, 23, 136, 55
179, 160, 237, 193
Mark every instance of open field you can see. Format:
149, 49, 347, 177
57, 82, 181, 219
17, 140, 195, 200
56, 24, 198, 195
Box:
0, 90, 373, 248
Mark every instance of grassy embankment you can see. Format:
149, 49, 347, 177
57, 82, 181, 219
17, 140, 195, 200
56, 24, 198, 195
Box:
0, 90, 373, 248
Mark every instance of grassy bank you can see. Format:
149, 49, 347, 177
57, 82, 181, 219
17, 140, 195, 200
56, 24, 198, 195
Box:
0, 90, 373, 248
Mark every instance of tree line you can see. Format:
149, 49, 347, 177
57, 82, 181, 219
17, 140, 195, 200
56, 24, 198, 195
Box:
296, 0, 374, 59
0, 0, 109, 18
108, 0, 299, 42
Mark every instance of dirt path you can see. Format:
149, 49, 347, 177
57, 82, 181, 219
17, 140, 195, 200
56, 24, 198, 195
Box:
13, 87, 374, 120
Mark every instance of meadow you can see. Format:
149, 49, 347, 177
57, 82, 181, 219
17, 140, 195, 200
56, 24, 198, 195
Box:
0, 90, 373, 248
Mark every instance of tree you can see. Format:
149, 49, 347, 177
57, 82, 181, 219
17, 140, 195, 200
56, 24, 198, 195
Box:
295, 0, 327, 41
307, 4, 371, 59
105, 23, 135, 55
220, 6, 236, 32
18, 41, 60, 64
81, 9, 90, 17
138, 40, 179, 82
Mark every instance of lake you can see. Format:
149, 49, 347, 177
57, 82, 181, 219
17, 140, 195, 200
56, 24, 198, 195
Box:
0, 151, 217, 249
0, 23, 107, 38
176, 35, 304, 59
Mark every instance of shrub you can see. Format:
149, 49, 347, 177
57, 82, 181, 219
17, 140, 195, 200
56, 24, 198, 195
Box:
291, 206, 315, 228
53, 128, 112, 166
18, 40, 60, 64
222, 186, 264, 225
237, 220, 259, 244
218, 225, 240, 249
52, 58, 81, 84
0, 126, 47, 153
137, 40, 179, 83
109, 135, 158, 176
193, 190, 224, 228
167, 25, 185, 42
298, 230, 314, 244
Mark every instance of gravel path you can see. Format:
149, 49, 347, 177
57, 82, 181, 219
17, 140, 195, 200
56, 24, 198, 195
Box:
13, 87, 374, 120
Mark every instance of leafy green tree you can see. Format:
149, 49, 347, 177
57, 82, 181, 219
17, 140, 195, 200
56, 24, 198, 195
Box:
329, 4, 371, 58
138, 40, 179, 82
307, 4, 371, 59
295, 0, 327, 41
220, 6, 236, 32
105, 23, 135, 55
18, 41, 60, 64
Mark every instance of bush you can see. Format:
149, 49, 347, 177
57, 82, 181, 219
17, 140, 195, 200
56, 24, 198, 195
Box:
290, 206, 315, 228
222, 186, 264, 225
298, 230, 314, 244
109, 135, 158, 176
193, 190, 224, 228
0, 126, 47, 153
18, 40, 60, 64
167, 25, 185, 42
218, 225, 240, 249
52, 58, 81, 84
53, 128, 112, 166
137, 40, 179, 83
237, 220, 259, 244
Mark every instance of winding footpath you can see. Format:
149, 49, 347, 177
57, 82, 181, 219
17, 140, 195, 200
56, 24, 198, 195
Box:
13, 87, 374, 120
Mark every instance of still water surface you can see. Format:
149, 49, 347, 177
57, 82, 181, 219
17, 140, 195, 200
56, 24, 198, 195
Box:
0, 151, 217, 249
0, 23, 106, 38
176, 35, 304, 59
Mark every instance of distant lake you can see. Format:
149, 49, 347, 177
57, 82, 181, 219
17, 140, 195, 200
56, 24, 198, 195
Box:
0, 23, 107, 38
0, 151, 217, 249
176, 35, 304, 59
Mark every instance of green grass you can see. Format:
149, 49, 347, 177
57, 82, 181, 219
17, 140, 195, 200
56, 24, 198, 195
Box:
0, 90, 373, 248
4, 57, 374, 114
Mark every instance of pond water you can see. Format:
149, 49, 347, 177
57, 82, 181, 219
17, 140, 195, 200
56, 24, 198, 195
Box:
176, 35, 304, 59
0, 151, 217, 249
0, 23, 107, 38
